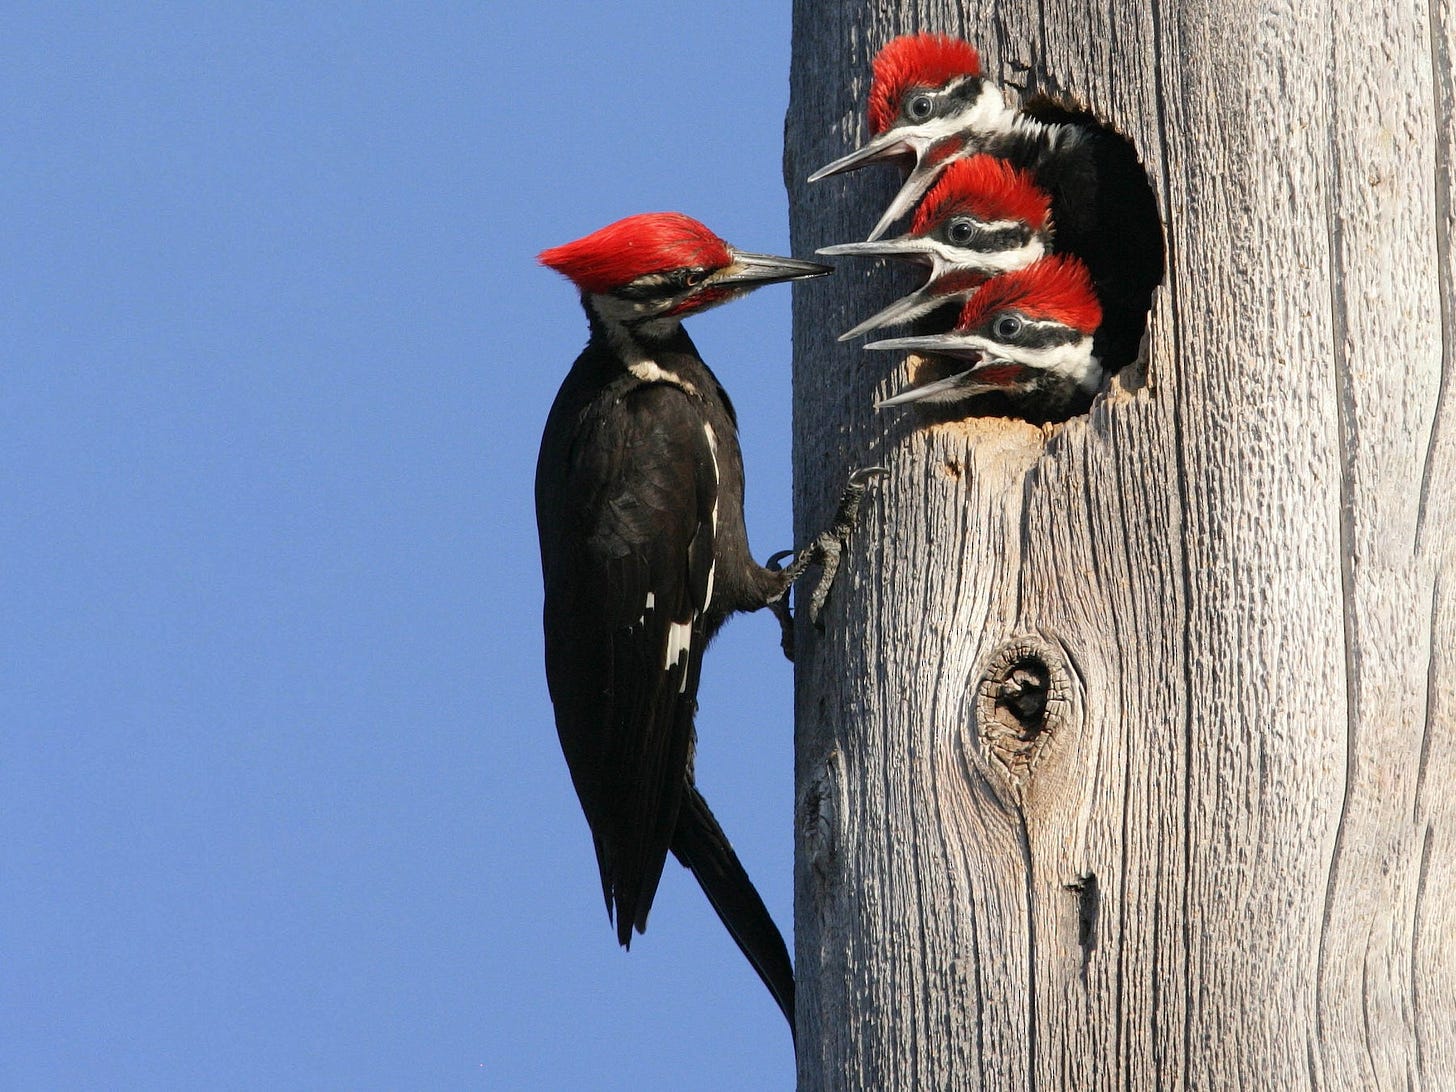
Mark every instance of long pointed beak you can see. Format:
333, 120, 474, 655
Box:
716, 250, 833, 289
865, 164, 945, 241
816, 236, 938, 265
807, 130, 914, 182
864, 331, 986, 361
838, 285, 946, 341
876, 369, 998, 408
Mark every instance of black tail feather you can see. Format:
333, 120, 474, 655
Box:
670, 784, 796, 1041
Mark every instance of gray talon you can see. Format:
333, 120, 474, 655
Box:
808, 466, 887, 627
766, 468, 887, 639
765, 550, 797, 661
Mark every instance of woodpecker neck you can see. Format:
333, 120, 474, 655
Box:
953, 88, 1087, 171
1015, 363, 1103, 421
584, 293, 701, 391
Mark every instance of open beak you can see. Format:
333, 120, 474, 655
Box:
816, 235, 939, 266
838, 284, 949, 341
869, 334, 1033, 408
864, 330, 987, 361
808, 128, 963, 240
715, 249, 833, 289
820, 236, 983, 340
865, 163, 947, 241
876, 368, 1001, 408
819, 236, 939, 340
807, 130, 915, 182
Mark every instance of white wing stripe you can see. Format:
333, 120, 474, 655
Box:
702, 422, 720, 609
665, 619, 693, 694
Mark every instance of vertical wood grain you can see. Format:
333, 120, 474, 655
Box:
787, 0, 1456, 1088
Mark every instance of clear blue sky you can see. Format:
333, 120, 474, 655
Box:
5, 4, 808, 1088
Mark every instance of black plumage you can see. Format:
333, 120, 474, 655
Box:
537, 214, 884, 1035
537, 321, 797, 1028
1005, 97, 1166, 373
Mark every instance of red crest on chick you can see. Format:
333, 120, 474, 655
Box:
539, 213, 732, 295
960, 255, 1102, 333
867, 34, 982, 135
911, 156, 1052, 236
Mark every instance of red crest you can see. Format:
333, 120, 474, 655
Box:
868, 34, 982, 135
911, 156, 1052, 236
538, 213, 732, 294
959, 255, 1101, 333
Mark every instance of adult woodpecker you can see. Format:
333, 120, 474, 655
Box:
808, 33, 1164, 373
536, 212, 875, 1035
866, 253, 1104, 422
817, 154, 1052, 341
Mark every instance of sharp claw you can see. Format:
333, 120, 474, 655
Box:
765, 467, 887, 635
764, 549, 799, 660
809, 466, 888, 626
769, 594, 795, 662
766, 549, 796, 573
824, 465, 889, 543
849, 465, 890, 486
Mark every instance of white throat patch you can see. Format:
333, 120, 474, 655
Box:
588, 294, 698, 395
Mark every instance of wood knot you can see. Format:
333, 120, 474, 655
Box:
974, 636, 1070, 788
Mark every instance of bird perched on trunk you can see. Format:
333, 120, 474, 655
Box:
809, 33, 1163, 374
817, 154, 1053, 341
866, 253, 1104, 422
536, 211, 879, 1035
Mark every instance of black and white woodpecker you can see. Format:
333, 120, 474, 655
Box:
867, 253, 1104, 422
536, 211, 878, 1036
817, 153, 1053, 341
808, 33, 1164, 374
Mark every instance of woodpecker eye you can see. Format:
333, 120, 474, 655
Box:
992, 314, 1024, 340
947, 218, 975, 245
906, 93, 934, 121
682, 269, 707, 288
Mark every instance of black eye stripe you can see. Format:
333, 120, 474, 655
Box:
614, 281, 669, 301
997, 322, 1084, 349
943, 75, 985, 111
900, 75, 985, 126
981, 226, 1032, 250
943, 223, 1032, 251
615, 269, 709, 301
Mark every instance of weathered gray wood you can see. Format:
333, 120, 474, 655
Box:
785, 1, 1456, 1088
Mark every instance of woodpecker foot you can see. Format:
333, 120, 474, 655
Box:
765, 550, 797, 662
778, 466, 888, 629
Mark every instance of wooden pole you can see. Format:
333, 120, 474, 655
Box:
786, 1, 1456, 1087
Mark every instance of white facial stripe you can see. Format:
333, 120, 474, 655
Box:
904, 83, 1013, 146
962, 83, 1017, 135
965, 330, 1098, 384
928, 235, 1047, 277
994, 238, 1049, 271
940, 83, 1065, 151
